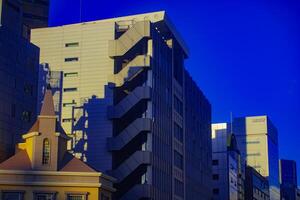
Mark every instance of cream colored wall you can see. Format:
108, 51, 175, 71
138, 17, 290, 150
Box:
31, 22, 116, 139
245, 116, 269, 177
0, 185, 103, 200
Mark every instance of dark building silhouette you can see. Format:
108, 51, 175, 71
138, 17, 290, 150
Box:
0, 0, 49, 161
280, 159, 298, 200
245, 166, 270, 200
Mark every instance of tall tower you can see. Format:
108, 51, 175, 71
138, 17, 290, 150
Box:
31, 11, 212, 199
233, 115, 280, 200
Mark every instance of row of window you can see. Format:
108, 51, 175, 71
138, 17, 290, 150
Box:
1, 191, 101, 200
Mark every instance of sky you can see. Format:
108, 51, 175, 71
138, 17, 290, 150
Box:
50, 0, 300, 184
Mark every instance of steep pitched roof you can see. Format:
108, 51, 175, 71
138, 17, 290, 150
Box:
40, 90, 55, 116
0, 150, 32, 170
28, 120, 39, 133
59, 153, 96, 172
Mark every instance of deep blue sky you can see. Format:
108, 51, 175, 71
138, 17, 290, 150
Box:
50, 0, 300, 183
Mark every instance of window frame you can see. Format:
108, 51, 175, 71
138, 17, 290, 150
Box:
42, 138, 50, 165
64, 57, 79, 62
65, 192, 88, 200
65, 42, 79, 48
33, 191, 57, 200
1, 190, 25, 200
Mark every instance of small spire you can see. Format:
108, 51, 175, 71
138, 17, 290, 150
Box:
40, 90, 55, 116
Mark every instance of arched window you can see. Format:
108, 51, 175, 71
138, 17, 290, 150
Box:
42, 138, 50, 165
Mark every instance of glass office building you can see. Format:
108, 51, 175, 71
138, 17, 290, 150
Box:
233, 115, 280, 200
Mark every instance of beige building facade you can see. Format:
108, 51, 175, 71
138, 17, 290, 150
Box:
0, 90, 115, 200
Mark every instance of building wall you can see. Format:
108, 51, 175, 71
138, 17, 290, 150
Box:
0, 185, 111, 200
0, 0, 39, 162
280, 160, 298, 200
233, 116, 280, 200
185, 71, 212, 200
211, 123, 238, 200
31, 21, 115, 172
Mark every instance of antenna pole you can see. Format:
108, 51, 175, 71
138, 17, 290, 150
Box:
79, 0, 82, 22
230, 112, 233, 134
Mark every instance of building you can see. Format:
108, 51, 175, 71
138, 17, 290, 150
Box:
22, 0, 49, 29
233, 115, 280, 200
296, 188, 300, 200
0, 90, 116, 200
185, 71, 212, 200
211, 123, 244, 200
37, 63, 63, 121
245, 166, 270, 200
31, 11, 212, 199
280, 159, 298, 200
0, 0, 40, 162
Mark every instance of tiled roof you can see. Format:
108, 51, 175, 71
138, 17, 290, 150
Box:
0, 150, 32, 170
59, 153, 96, 172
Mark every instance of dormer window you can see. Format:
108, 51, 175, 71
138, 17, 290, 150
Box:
42, 138, 50, 165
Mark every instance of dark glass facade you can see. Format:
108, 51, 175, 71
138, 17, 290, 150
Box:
280, 160, 298, 200
0, 0, 39, 161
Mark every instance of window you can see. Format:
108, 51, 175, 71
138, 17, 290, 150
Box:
213, 188, 219, 195
174, 179, 184, 197
174, 122, 183, 142
174, 95, 183, 116
34, 192, 56, 200
212, 174, 219, 180
42, 138, 50, 165
65, 57, 79, 62
245, 141, 260, 144
62, 118, 73, 123
65, 42, 79, 47
212, 159, 219, 166
63, 88, 77, 92
63, 100, 76, 107
2, 191, 24, 200
247, 153, 261, 157
24, 84, 33, 95
21, 111, 31, 122
174, 150, 183, 169
66, 193, 87, 200
64, 72, 78, 77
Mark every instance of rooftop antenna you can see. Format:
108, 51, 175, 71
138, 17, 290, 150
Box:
230, 111, 233, 134
79, 0, 82, 22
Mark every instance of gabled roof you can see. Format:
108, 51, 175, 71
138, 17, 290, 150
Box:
59, 153, 96, 173
28, 120, 39, 133
0, 150, 32, 170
